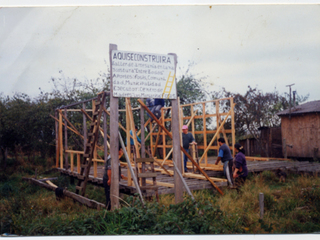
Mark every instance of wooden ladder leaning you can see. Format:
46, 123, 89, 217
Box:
76, 92, 106, 196
136, 157, 159, 202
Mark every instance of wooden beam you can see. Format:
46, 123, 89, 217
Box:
138, 99, 224, 195
126, 98, 140, 158
23, 177, 106, 210
59, 112, 63, 169
202, 103, 208, 165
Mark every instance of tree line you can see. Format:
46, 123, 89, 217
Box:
0, 70, 308, 171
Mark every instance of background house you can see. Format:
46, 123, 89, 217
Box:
277, 100, 320, 160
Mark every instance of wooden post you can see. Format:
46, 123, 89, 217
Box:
92, 100, 98, 178
283, 138, 287, 159
191, 105, 196, 162
126, 101, 132, 186
162, 107, 166, 160
202, 103, 208, 165
216, 101, 220, 155
59, 111, 63, 168
179, 99, 184, 173
140, 98, 146, 188
103, 96, 108, 174
109, 43, 119, 210
70, 153, 74, 172
230, 98, 235, 157
246, 138, 250, 156
55, 110, 59, 168
64, 108, 68, 169
77, 153, 80, 173
169, 53, 183, 203
140, 98, 146, 159
83, 103, 87, 151
259, 193, 264, 219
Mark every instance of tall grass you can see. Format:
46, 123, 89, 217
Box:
1, 166, 320, 235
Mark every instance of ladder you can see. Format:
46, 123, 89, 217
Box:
76, 92, 106, 196
162, 71, 175, 98
136, 157, 159, 202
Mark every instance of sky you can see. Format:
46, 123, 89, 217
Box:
0, 3, 319, 101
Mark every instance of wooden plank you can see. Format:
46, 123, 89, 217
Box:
136, 158, 155, 163
138, 172, 157, 178
146, 179, 174, 188
46, 180, 58, 188
65, 150, 84, 154
183, 173, 227, 182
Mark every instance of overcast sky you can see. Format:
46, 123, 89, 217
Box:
0, 4, 319, 101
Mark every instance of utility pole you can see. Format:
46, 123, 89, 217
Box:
286, 84, 295, 120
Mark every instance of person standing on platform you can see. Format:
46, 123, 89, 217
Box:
146, 98, 165, 121
215, 138, 233, 186
182, 125, 197, 172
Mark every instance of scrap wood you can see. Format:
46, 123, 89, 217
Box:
138, 99, 224, 195
22, 177, 106, 210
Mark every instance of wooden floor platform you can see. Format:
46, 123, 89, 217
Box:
56, 157, 320, 196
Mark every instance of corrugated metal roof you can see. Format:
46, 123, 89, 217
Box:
277, 100, 320, 116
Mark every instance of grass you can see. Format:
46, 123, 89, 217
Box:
1, 157, 320, 235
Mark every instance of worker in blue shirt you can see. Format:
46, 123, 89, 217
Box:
129, 126, 141, 146
215, 138, 233, 186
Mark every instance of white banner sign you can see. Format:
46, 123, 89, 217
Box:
111, 50, 177, 99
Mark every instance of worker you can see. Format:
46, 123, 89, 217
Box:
182, 125, 197, 172
146, 98, 165, 121
103, 146, 124, 210
233, 143, 248, 186
215, 138, 233, 186
129, 126, 141, 146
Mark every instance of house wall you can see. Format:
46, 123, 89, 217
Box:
281, 113, 320, 158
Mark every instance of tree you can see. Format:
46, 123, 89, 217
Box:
212, 86, 309, 157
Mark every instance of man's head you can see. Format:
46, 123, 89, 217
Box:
182, 125, 188, 134
118, 146, 123, 154
218, 137, 225, 146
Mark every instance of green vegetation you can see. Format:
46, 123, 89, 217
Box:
1, 163, 320, 235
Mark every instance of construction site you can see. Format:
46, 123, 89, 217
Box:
23, 46, 320, 210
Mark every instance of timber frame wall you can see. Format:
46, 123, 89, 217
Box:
54, 93, 235, 181
148, 97, 235, 170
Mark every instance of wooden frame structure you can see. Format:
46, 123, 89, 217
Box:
53, 93, 236, 184
146, 97, 236, 172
